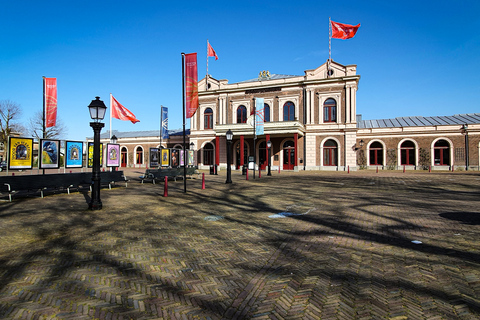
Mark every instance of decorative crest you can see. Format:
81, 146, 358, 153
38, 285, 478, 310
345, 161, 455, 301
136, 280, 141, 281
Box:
258, 70, 271, 80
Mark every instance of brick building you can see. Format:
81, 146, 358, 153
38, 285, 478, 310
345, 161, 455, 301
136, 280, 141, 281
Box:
97, 60, 480, 171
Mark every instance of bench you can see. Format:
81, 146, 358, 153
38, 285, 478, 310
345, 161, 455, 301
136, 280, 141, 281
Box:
140, 167, 199, 184
0, 171, 128, 202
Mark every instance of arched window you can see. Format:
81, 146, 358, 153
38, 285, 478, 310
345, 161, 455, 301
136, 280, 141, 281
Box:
136, 146, 143, 165
369, 142, 383, 166
264, 104, 270, 122
203, 143, 214, 165
323, 139, 338, 166
237, 105, 247, 123
204, 108, 213, 129
400, 141, 415, 166
434, 140, 450, 166
324, 98, 337, 122
283, 102, 295, 121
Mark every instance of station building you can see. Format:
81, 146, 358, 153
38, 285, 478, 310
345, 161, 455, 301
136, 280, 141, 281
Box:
98, 60, 480, 171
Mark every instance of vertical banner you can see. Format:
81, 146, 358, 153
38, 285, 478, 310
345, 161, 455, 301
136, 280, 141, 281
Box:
150, 148, 159, 167
185, 53, 198, 118
161, 106, 169, 139
171, 149, 179, 168
88, 142, 103, 168
161, 149, 170, 167
255, 98, 265, 136
187, 150, 194, 166
39, 139, 60, 169
65, 141, 84, 168
106, 143, 120, 167
44, 77, 57, 128
8, 137, 33, 169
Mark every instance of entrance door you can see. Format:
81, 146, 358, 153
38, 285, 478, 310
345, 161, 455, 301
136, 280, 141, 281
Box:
121, 147, 127, 167
283, 141, 295, 170
259, 141, 267, 170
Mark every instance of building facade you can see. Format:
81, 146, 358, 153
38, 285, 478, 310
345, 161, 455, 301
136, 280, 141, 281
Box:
97, 60, 480, 171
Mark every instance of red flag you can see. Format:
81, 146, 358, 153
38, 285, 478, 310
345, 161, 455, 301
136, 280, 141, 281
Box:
44, 77, 57, 128
185, 53, 199, 118
111, 95, 140, 124
207, 42, 218, 60
331, 20, 360, 39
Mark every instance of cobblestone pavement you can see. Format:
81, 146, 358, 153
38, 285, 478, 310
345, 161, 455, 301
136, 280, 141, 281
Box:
0, 169, 479, 320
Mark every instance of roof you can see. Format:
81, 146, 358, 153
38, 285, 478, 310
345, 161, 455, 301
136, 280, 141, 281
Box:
357, 113, 480, 129
234, 73, 300, 84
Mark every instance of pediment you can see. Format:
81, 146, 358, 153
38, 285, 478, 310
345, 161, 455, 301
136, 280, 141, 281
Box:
304, 60, 357, 80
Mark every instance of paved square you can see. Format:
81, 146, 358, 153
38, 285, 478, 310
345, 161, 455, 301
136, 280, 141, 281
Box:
0, 170, 479, 319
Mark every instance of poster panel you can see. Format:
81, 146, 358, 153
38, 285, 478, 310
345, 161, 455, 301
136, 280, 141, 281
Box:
171, 149, 179, 168
39, 139, 60, 169
106, 144, 120, 167
187, 150, 194, 166
150, 148, 159, 167
88, 142, 103, 168
8, 137, 33, 169
161, 149, 170, 167
65, 141, 84, 168
180, 149, 185, 167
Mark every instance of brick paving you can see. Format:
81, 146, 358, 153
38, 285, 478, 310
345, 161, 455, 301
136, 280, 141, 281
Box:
0, 169, 479, 319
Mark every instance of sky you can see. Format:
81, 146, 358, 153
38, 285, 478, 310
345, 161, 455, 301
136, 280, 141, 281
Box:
1, 0, 479, 142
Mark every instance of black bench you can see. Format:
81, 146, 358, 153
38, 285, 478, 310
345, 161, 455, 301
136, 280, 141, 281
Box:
140, 167, 198, 184
0, 171, 128, 202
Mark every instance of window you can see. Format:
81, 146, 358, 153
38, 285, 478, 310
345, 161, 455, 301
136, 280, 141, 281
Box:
434, 139, 450, 166
204, 108, 213, 129
264, 104, 270, 122
324, 98, 337, 122
400, 140, 415, 165
323, 139, 338, 166
203, 143, 214, 165
237, 105, 247, 123
369, 142, 383, 165
136, 146, 143, 165
283, 102, 295, 121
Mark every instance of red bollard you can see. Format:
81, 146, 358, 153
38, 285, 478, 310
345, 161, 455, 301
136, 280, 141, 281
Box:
278, 166, 280, 174
12, 172, 15, 176
403, 165, 405, 173
70, 170, 72, 173
429, 165, 431, 173
246, 169, 249, 180
164, 176, 168, 197
259, 168, 261, 178
348, 165, 350, 174
202, 173, 205, 190
376, 166, 378, 173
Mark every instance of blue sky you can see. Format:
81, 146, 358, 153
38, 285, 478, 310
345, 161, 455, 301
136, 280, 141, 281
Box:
1, 0, 479, 141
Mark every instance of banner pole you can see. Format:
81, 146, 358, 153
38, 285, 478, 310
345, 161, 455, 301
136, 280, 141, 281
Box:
182, 53, 187, 193
206, 40, 209, 91
328, 17, 332, 77
109, 93, 113, 141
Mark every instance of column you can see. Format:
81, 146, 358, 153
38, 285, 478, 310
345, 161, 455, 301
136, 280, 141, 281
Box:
215, 136, 220, 167
294, 133, 298, 167
240, 135, 244, 167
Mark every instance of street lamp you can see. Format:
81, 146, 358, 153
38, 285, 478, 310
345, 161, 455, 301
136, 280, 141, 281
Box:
461, 124, 469, 171
88, 96, 107, 210
111, 134, 118, 144
225, 129, 233, 184
267, 140, 272, 176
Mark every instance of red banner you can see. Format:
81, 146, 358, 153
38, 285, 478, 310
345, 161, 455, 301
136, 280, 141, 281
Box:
111, 95, 140, 124
185, 53, 198, 118
44, 78, 57, 128
331, 20, 360, 39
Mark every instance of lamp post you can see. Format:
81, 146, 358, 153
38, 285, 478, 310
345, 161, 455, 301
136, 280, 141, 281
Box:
88, 96, 107, 210
267, 140, 272, 176
225, 129, 233, 184
461, 124, 469, 171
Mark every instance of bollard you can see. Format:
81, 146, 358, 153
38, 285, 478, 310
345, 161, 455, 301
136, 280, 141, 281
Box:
403, 165, 405, 173
70, 170, 72, 173
429, 165, 431, 173
259, 168, 261, 178
278, 166, 281, 174
376, 166, 378, 173
348, 165, 350, 174
202, 173, 205, 190
12, 172, 15, 176
246, 169, 249, 180
164, 176, 168, 197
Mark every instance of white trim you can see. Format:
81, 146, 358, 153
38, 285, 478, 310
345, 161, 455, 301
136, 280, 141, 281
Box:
319, 137, 341, 168
397, 138, 419, 167
317, 92, 341, 124
366, 139, 386, 166
431, 137, 454, 167
278, 96, 300, 121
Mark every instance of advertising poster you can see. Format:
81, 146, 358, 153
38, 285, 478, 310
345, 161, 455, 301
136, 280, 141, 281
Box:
150, 148, 159, 167
171, 149, 179, 168
8, 137, 33, 169
65, 141, 84, 168
88, 142, 103, 168
180, 149, 185, 167
106, 143, 120, 167
188, 150, 194, 166
39, 139, 60, 169
161, 148, 170, 167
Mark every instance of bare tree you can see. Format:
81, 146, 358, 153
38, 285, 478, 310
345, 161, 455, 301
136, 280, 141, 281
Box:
28, 110, 68, 140
0, 99, 23, 147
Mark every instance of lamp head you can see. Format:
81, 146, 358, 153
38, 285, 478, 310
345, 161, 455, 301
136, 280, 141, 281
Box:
88, 96, 107, 121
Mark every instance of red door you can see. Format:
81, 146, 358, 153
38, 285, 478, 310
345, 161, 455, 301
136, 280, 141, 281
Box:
283, 148, 294, 170
121, 147, 127, 167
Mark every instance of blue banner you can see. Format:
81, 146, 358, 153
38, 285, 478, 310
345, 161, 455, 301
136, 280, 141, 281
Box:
255, 98, 264, 136
161, 106, 169, 139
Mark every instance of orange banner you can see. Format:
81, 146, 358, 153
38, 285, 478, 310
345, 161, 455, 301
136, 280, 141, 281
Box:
44, 77, 57, 127
185, 53, 198, 118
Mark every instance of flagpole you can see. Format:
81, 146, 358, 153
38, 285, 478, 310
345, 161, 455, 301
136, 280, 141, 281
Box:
160, 106, 163, 149
328, 17, 332, 77
182, 53, 187, 193
109, 93, 113, 140
206, 40, 209, 91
